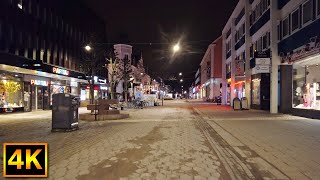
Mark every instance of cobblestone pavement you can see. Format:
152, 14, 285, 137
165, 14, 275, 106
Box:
0, 101, 227, 180
1, 100, 320, 179
195, 102, 320, 180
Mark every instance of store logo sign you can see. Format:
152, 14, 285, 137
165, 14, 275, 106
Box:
53, 67, 69, 76
3, 143, 48, 178
31, 80, 48, 86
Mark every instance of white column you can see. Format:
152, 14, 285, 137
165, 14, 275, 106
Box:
230, 18, 236, 106
245, 0, 252, 107
221, 34, 227, 105
270, 0, 280, 113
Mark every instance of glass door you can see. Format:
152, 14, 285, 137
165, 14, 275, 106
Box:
37, 86, 43, 110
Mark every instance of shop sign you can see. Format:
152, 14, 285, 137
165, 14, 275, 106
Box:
98, 78, 107, 84
255, 51, 271, 66
31, 79, 48, 86
281, 36, 320, 64
255, 58, 271, 65
53, 67, 69, 76
252, 65, 270, 74
254, 51, 270, 58
100, 86, 108, 90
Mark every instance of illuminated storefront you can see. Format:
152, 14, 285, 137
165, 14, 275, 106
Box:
0, 53, 87, 113
279, 38, 320, 118
0, 73, 24, 112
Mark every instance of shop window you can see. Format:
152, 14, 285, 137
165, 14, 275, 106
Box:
282, 17, 289, 38
293, 63, 320, 110
302, 0, 313, 25
0, 78, 24, 109
252, 79, 261, 105
291, 9, 300, 32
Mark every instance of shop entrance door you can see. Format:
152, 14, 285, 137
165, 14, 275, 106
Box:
37, 86, 43, 110
31, 86, 48, 110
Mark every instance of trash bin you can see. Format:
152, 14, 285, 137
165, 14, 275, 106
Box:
241, 97, 249, 110
216, 96, 222, 105
52, 93, 80, 132
233, 97, 241, 110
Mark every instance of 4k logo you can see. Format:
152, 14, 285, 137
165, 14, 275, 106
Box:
3, 143, 48, 177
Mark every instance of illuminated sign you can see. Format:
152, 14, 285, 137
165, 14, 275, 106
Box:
100, 86, 108, 90
53, 67, 69, 76
31, 80, 48, 86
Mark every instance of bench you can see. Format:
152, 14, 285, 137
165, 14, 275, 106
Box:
87, 99, 120, 115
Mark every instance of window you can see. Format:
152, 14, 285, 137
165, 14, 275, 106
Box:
9, 25, 13, 42
267, 32, 270, 47
291, 9, 300, 32
302, 0, 312, 24
0, 21, 2, 39
282, 17, 289, 38
250, 44, 253, 58
277, 24, 280, 40
317, 0, 320, 16
262, 34, 267, 49
36, 3, 40, 18
242, 23, 245, 34
28, 0, 31, 14
43, 8, 46, 23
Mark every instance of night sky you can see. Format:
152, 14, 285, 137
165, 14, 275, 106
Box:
83, 0, 238, 92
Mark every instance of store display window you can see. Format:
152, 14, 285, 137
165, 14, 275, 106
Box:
293, 61, 320, 110
0, 76, 23, 109
252, 79, 261, 105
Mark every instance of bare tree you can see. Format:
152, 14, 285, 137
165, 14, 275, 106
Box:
79, 33, 106, 104
107, 52, 132, 102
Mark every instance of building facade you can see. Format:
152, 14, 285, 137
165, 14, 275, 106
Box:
192, 67, 201, 99
221, 0, 320, 117
0, 0, 106, 112
199, 36, 223, 102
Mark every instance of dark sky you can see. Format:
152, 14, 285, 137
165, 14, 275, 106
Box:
83, 0, 238, 91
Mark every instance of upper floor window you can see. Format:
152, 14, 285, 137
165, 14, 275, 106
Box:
302, 0, 313, 25
318, 0, 320, 16
226, 41, 231, 54
250, 0, 270, 26
291, 8, 300, 32
282, 17, 289, 38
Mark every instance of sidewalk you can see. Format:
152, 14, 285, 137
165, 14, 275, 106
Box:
195, 104, 320, 179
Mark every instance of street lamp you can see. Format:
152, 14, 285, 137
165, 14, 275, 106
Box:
180, 79, 183, 82
173, 43, 180, 53
85, 45, 92, 51
179, 72, 182, 76
140, 72, 144, 75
